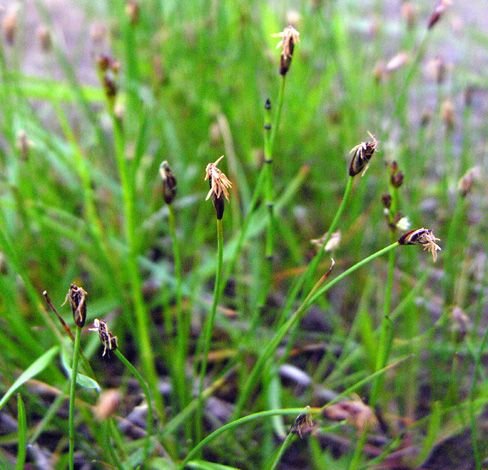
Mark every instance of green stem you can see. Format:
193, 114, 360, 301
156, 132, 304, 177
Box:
268, 433, 295, 470
232, 242, 400, 418
385, 30, 430, 138
68, 327, 82, 470
270, 76, 287, 151
297, 175, 355, 297
114, 349, 153, 463
102, 419, 127, 470
111, 113, 163, 422
162, 367, 235, 438
182, 356, 410, 470
370, 243, 395, 406
469, 322, 488, 470
168, 204, 189, 413
196, 218, 224, 445
180, 408, 306, 470
16, 394, 27, 470
442, 196, 465, 307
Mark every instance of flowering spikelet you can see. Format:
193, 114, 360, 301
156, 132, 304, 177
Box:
205, 156, 232, 220
271, 25, 300, 76
63, 284, 88, 328
458, 166, 480, 197
159, 161, 177, 204
398, 228, 441, 262
290, 406, 313, 438
427, 0, 452, 30
89, 319, 118, 356
349, 132, 379, 177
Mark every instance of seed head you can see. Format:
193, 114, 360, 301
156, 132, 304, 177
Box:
94, 389, 122, 420
159, 161, 177, 204
311, 230, 341, 253
458, 166, 480, 197
427, 0, 452, 30
63, 284, 88, 328
271, 25, 300, 76
89, 319, 118, 356
349, 132, 379, 177
385, 51, 409, 73
205, 156, 232, 220
398, 228, 441, 262
290, 406, 313, 438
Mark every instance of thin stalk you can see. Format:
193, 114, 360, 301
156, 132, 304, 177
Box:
370, 246, 395, 406
111, 113, 163, 422
16, 394, 27, 470
182, 356, 410, 470
233, 242, 400, 418
442, 196, 465, 307
469, 322, 488, 470
68, 327, 82, 470
168, 203, 189, 413
258, 75, 286, 316
384, 30, 430, 138
180, 408, 306, 470
371, 173, 400, 405
348, 428, 368, 470
270, 76, 287, 151
297, 175, 355, 297
268, 433, 295, 470
162, 367, 236, 438
114, 349, 153, 463
102, 419, 127, 470
196, 218, 224, 445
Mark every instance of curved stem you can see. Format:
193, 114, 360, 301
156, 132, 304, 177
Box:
68, 327, 82, 470
233, 242, 400, 418
180, 408, 306, 470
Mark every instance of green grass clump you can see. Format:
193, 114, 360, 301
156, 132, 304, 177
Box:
1, 0, 488, 469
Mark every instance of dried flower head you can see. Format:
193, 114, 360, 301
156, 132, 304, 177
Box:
159, 161, 177, 204
16, 130, 33, 161
395, 216, 411, 232
324, 397, 378, 432
458, 166, 480, 197
271, 25, 300, 75
290, 406, 313, 438
427, 0, 452, 30
94, 389, 122, 420
398, 228, 441, 262
3, 5, 18, 45
311, 230, 341, 252
89, 319, 118, 356
125, 0, 139, 24
450, 307, 471, 343
205, 156, 232, 220
441, 99, 456, 130
385, 51, 409, 73
401, 2, 417, 29
63, 284, 88, 328
36, 26, 52, 52
349, 132, 379, 177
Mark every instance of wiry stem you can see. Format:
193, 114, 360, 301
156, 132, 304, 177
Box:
68, 327, 82, 470
195, 218, 224, 445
